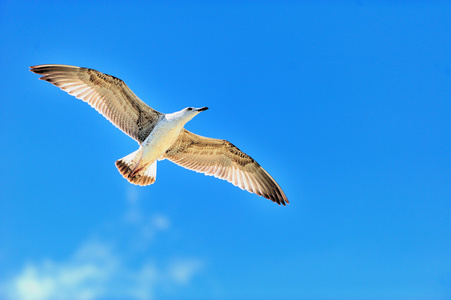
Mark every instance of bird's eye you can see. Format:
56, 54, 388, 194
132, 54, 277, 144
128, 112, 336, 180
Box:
187, 107, 193, 111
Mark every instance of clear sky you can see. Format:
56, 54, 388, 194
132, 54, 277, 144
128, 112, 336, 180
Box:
0, 1, 450, 299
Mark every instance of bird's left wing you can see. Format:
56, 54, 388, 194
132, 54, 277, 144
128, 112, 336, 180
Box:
30, 64, 162, 143
164, 129, 288, 205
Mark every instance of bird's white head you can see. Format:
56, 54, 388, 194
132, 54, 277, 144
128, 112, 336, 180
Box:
166, 106, 209, 125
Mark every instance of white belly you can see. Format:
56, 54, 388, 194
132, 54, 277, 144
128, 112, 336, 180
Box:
140, 119, 183, 164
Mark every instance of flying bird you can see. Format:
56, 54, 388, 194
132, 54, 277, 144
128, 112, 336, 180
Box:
30, 65, 288, 205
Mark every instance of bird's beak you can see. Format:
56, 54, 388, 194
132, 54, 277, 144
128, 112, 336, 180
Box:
197, 107, 209, 112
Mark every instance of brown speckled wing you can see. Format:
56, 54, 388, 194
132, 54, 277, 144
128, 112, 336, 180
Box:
30, 64, 162, 144
165, 129, 288, 205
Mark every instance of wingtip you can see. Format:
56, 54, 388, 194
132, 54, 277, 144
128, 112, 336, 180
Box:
283, 197, 290, 206
29, 65, 44, 75
269, 189, 289, 206
270, 192, 289, 206
29, 64, 45, 70
278, 198, 289, 206
263, 193, 288, 206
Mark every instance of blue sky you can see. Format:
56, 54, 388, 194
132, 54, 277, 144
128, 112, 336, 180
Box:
0, 1, 450, 299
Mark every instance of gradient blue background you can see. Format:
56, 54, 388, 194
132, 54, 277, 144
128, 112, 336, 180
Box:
0, 1, 450, 299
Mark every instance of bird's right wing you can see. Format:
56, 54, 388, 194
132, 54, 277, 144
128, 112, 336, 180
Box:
30, 64, 162, 144
164, 129, 288, 205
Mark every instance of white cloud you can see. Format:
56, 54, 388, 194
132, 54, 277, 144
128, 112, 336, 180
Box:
4, 242, 111, 300
2, 240, 203, 300
1, 188, 204, 300
168, 259, 204, 285
11, 265, 54, 300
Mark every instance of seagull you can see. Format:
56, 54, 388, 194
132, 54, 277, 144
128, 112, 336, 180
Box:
30, 65, 288, 205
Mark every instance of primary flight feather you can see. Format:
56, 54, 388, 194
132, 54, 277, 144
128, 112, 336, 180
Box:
30, 65, 288, 205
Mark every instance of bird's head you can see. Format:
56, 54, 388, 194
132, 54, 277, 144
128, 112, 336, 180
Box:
167, 106, 209, 124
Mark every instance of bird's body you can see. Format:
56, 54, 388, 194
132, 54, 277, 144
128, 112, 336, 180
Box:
30, 64, 288, 205
118, 107, 209, 186
141, 113, 184, 165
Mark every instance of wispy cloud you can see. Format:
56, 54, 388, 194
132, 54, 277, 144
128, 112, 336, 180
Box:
4, 241, 115, 300
1, 187, 204, 300
123, 186, 172, 248
168, 259, 204, 285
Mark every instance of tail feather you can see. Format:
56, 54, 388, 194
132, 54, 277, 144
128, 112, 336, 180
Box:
115, 150, 157, 186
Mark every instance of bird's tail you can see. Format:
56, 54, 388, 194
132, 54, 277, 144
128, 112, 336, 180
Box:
115, 149, 157, 186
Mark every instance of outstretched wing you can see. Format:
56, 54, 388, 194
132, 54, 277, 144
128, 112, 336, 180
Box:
30, 64, 162, 144
164, 129, 288, 205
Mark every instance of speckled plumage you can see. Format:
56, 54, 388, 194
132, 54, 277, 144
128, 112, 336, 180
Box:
30, 64, 288, 205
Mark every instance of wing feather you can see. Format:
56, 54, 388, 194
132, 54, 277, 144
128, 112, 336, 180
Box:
164, 129, 288, 205
30, 64, 162, 143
